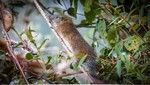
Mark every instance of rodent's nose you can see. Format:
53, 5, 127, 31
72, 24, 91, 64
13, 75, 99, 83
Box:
49, 15, 59, 20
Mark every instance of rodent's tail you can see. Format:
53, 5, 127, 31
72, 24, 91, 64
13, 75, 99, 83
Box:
86, 58, 107, 84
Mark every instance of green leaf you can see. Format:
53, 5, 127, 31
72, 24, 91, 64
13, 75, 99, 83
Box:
25, 28, 32, 40
99, 0, 106, 4
38, 39, 49, 50
148, 10, 150, 29
107, 28, 118, 46
84, 10, 95, 24
144, 30, 150, 42
13, 42, 23, 48
119, 0, 124, 4
18, 79, 24, 84
74, 0, 78, 18
30, 39, 36, 44
97, 20, 107, 39
132, 23, 139, 31
25, 27, 35, 41
73, 54, 87, 70
71, 62, 78, 70
116, 60, 122, 77
52, 7, 63, 15
9, 1, 26, 7
114, 8, 121, 15
115, 41, 123, 51
56, 0, 62, 5
83, 0, 93, 12
25, 53, 34, 60
70, 0, 73, 6
79, 19, 89, 25
141, 65, 147, 73
92, 41, 99, 48
0, 73, 9, 82
45, 56, 52, 65
110, 0, 118, 6
20, 31, 25, 36
139, 5, 144, 23
117, 50, 125, 62
124, 36, 143, 52
79, 0, 85, 5
67, 7, 76, 17
125, 55, 131, 72
107, 17, 119, 27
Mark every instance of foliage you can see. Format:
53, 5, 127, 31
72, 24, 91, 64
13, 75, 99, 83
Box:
0, 0, 150, 84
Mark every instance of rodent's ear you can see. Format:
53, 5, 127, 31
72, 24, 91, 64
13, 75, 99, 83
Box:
49, 15, 61, 24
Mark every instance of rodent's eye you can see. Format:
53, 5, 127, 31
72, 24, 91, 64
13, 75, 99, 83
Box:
55, 16, 59, 19
61, 17, 67, 21
50, 15, 60, 20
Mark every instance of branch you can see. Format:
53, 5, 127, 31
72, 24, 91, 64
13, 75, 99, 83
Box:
36, 0, 53, 15
56, 71, 83, 79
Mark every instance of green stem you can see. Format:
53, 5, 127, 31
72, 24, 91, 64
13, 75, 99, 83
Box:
33, 42, 45, 63
12, 27, 23, 42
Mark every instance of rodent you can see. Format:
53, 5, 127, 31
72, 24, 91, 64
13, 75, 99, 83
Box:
49, 15, 105, 84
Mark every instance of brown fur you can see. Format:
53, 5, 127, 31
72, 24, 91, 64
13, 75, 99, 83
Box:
50, 16, 107, 84
53, 18, 96, 61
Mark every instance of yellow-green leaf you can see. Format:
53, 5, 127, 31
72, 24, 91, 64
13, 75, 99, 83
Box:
26, 53, 33, 60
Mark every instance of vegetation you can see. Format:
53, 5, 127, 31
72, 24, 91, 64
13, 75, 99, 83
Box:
0, 0, 150, 84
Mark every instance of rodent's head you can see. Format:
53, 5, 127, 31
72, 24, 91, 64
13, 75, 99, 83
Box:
49, 15, 72, 26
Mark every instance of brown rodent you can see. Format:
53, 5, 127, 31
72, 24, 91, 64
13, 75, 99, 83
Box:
49, 15, 105, 84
